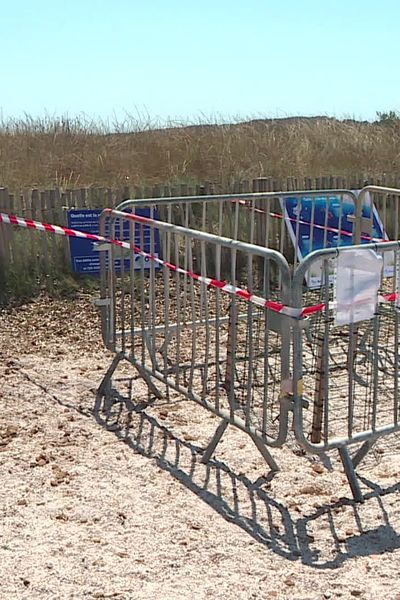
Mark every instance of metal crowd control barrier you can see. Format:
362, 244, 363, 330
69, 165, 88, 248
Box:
95, 186, 400, 502
94, 186, 400, 500
292, 240, 400, 501
96, 207, 296, 470
2, 185, 400, 503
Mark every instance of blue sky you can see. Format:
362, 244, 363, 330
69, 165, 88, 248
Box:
1, 0, 399, 124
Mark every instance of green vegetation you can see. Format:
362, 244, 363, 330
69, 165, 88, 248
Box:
375, 110, 400, 123
0, 267, 99, 307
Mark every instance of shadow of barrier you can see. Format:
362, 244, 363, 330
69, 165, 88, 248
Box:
93, 376, 400, 570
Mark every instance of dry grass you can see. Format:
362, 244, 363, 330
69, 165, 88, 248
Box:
1, 114, 400, 191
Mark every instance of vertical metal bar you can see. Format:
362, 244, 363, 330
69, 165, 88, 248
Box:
174, 234, 182, 388
322, 259, 330, 444
129, 219, 136, 359
227, 244, 238, 421
294, 196, 301, 266
368, 190, 374, 238
394, 249, 399, 425
291, 268, 306, 445
311, 331, 325, 444
139, 222, 146, 366
167, 204, 173, 258
245, 250, 254, 428
323, 196, 329, 249
225, 299, 237, 398
219, 197, 224, 238
224, 198, 240, 417
262, 259, 270, 438
265, 196, 271, 248
278, 213, 292, 429
233, 198, 240, 241
99, 212, 110, 348
309, 197, 316, 254
149, 208, 157, 372
250, 198, 255, 244
382, 193, 387, 239
279, 199, 286, 290
390, 197, 396, 295
337, 193, 344, 248
183, 204, 189, 318
109, 218, 117, 352
188, 200, 195, 229
214, 202, 223, 412
119, 215, 126, 354
187, 241, 198, 394
162, 229, 170, 380
353, 189, 363, 245
263, 218, 271, 298
347, 323, 356, 438
201, 240, 211, 403
261, 199, 272, 437
371, 310, 380, 431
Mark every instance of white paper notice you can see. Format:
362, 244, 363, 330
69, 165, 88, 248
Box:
335, 249, 383, 326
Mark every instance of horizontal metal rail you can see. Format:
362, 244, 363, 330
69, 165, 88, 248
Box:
115, 188, 357, 210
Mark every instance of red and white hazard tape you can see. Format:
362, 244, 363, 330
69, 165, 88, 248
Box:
102, 209, 326, 318
0, 211, 396, 319
233, 199, 386, 243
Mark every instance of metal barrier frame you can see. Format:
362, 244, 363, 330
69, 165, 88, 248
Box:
3, 185, 400, 503
96, 186, 400, 502
292, 239, 400, 501
97, 207, 296, 472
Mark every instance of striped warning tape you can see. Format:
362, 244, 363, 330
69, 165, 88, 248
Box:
0, 211, 319, 318
233, 198, 387, 243
0, 211, 396, 318
98, 209, 400, 314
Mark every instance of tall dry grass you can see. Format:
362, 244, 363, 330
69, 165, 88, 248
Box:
1, 114, 400, 191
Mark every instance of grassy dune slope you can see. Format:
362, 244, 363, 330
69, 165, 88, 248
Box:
1, 115, 400, 190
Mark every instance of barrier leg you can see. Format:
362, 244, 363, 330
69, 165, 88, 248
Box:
97, 353, 163, 405
338, 446, 364, 503
311, 332, 325, 443
201, 419, 229, 464
97, 351, 125, 398
201, 419, 279, 475
249, 433, 280, 473
131, 360, 164, 400
224, 302, 239, 409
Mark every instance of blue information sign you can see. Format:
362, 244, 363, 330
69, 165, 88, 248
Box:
67, 208, 161, 275
281, 192, 392, 287
282, 194, 385, 257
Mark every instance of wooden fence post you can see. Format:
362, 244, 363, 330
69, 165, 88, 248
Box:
0, 188, 12, 267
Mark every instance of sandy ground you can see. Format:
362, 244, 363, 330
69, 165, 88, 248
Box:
1, 293, 400, 600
